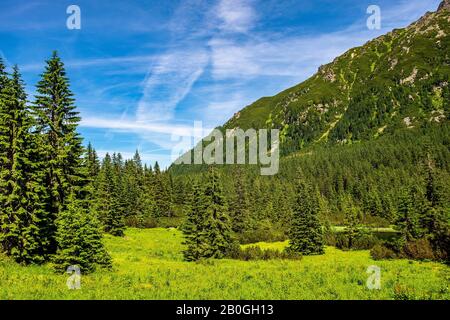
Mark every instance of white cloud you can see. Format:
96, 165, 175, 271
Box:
380, 0, 441, 29
80, 115, 214, 152
208, 0, 441, 81
81, 116, 200, 137
20, 54, 158, 73
136, 50, 209, 122
208, 30, 369, 81
203, 92, 249, 125
216, 0, 257, 33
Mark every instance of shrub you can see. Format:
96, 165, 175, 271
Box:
237, 226, 287, 245
156, 217, 184, 228
353, 233, 380, 250
228, 246, 302, 261
370, 244, 398, 260
393, 284, 419, 300
403, 239, 435, 260
323, 228, 337, 247
124, 216, 157, 228
335, 231, 380, 250
124, 217, 183, 229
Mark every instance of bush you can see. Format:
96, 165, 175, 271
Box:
353, 233, 380, 250
125, 216, 157, 228
124, 217, 183, 229
335, 232, 380, 250
228, 246, 302, 261
393, 284, 419, 300
237, 226, 287, 245
370, 244, 398, 260
403, 239, 435, 260
157, 217, 184, 228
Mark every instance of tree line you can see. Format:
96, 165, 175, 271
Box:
1, 53, 448, 272
172, 125, 450, 261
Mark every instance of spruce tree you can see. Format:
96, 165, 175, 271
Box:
110, 153, 126, 236
32, 51, 86, 252
422, 158, 450, 259
396, 187, 421, 242
229, 167, 250, 234
0, 64, 46, 263
121, 151, 146, 224
96, 153, 125, 236
342, 195, 362, 249
152, 161, 173, 217
53, 193, 111, 273
287, 176, 324, 255
203, 167, 236, 259
424, 155, 449, 208
181, 182, 209, 261
139, 163, 155, 226
86, 142, 100, 178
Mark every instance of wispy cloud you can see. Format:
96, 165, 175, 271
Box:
380, 0, 441, 29
203, 92, 250, 124
81, 116, 206, 137
20, 54, 158, 72
216, 0, 257, 33
136, 49, 209, 122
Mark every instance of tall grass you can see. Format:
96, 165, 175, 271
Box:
0, 228, 448, 300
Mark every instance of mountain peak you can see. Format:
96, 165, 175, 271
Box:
438, 0, 450, 11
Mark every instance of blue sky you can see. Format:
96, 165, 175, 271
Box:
0, 0, 441, 168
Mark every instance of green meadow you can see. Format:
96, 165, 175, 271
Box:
0, 228, 448, 300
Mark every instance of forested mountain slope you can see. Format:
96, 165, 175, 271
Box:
169, 2, 450, 237
222, 1, 450, 156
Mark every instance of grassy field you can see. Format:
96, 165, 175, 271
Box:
0, 228, 448, 300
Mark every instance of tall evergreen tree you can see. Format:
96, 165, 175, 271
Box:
421, 157, 450, 259
138, 163, 155, 226
229, 167, 250, 234
86, 142, 100, 178
287, 176, 324, 255
0, 64, 46, 263
203, 167, 236, 259
96, 153, 125, 236
342, 195, 363, 249
152, 161, 173, 217
181, 182, 209, 261
424, 155, 449, 208
32, 51, 87, 252
396, 187, 421, 242
154, 161, 160, 175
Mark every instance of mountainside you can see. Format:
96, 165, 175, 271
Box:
169, 2, 450, 234
221, 1, 450, 156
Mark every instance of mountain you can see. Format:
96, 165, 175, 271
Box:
219, 1, 449, 156
168, 2, 450, 238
